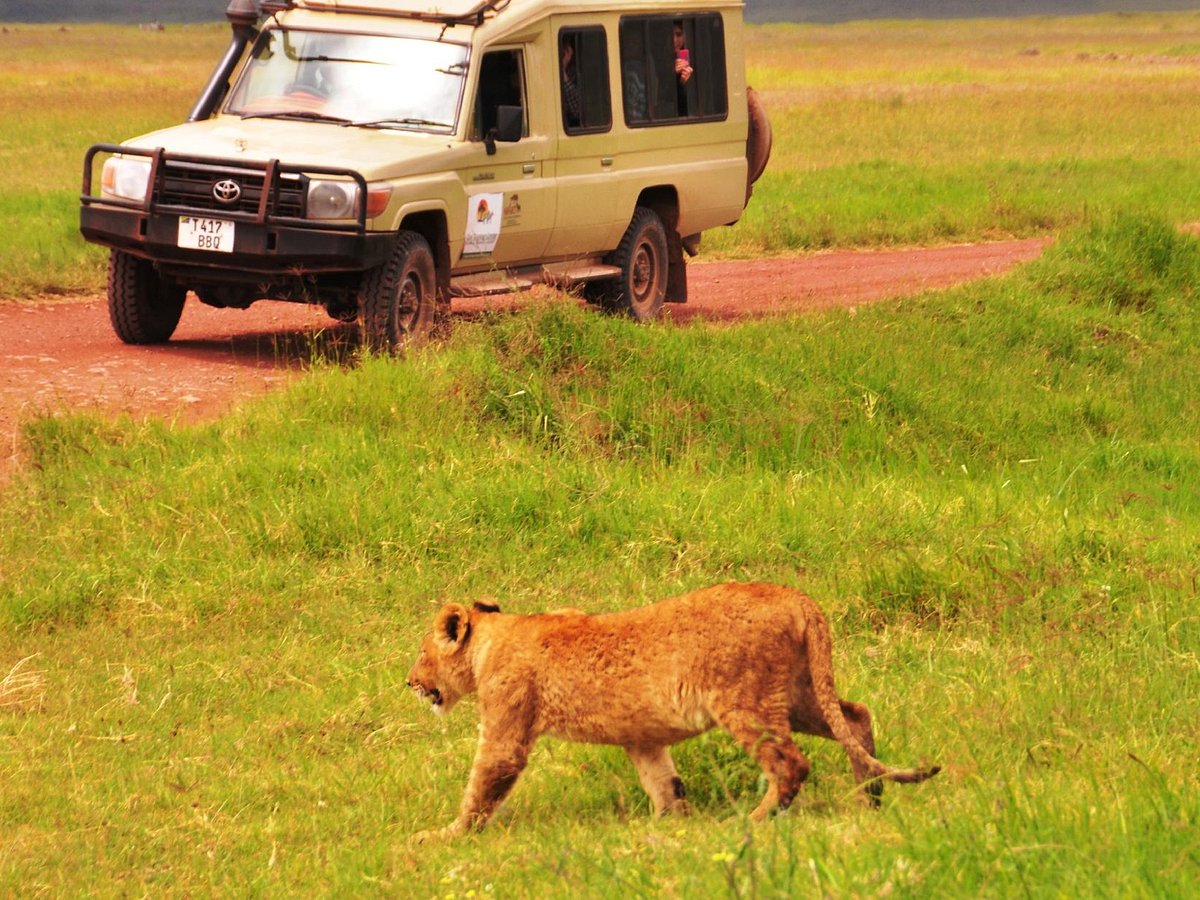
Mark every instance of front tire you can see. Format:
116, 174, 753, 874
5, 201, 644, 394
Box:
600, 206, 668, 322
107, 250, 186, 345
358, 231, 446, 352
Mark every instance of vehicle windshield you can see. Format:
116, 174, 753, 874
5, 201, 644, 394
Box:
225, 28, 468, 133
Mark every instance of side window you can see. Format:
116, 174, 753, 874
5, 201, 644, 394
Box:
473, 49, 527, 141
619, 13, 727, 127
558, 27, 612, 134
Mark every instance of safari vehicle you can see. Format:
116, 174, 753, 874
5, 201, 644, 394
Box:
80, 0, 771, 348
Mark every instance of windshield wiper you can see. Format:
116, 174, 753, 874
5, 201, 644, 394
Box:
297, 54, 384, 66
348, 117, 453, 130
241, 110, 352, 124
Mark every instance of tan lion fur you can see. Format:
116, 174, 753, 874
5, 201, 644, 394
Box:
406, 582, 939, 839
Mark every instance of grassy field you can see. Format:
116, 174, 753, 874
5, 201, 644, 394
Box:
0, 24, 229, 298
721, 13, 1200, 254
2, 214, 1199, 893
2, 12, 1200, 897
4, 14, 1200, 295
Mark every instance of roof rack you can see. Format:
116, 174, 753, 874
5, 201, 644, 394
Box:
259, 0, 512, 28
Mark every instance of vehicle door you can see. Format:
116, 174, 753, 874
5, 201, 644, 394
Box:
615, 14, 744, 239
456, 46, 555, 267
547, 21, 619, 257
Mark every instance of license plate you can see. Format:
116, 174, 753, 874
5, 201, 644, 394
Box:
178, 216, 234, 253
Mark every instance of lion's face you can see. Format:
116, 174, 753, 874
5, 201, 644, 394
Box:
407, 603, 476, 716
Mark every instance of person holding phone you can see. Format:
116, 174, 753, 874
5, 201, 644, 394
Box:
672, 23, 693, 84
672, 22, 693, 116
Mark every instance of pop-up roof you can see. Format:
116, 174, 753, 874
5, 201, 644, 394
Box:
262, 0, 511, 26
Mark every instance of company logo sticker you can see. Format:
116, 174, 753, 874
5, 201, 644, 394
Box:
464, 192, 503, 256
503, 193, 522, 226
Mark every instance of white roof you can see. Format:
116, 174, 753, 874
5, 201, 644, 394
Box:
294, 0, 496, 20
289, 0, 743, 26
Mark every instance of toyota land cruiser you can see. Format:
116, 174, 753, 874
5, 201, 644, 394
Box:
80, 0, 771, 348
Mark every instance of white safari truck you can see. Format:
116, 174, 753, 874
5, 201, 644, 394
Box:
80, 0, 771, 348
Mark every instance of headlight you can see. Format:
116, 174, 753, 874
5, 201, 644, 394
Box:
101, 157, 152, 203
307, 179, 359, 219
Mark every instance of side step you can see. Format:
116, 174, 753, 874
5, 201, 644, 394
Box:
450, 261, 620, 298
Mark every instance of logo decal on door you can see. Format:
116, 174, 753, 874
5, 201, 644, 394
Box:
503, 193, 522, 226
464, 192, 503, 256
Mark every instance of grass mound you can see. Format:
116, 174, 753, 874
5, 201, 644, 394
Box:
4, 218, 1199, 629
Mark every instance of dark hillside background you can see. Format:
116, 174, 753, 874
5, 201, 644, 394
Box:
1, 1, 1198, 23
1, 1, 224, 22
747, 1, 1200, 23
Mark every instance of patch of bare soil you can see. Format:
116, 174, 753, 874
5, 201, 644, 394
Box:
0, 238, 1048, 485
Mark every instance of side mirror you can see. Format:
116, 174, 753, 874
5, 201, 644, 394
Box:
496, 105, 523, 142
485, 104, 523, 155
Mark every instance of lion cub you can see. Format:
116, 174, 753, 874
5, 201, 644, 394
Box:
407, 582, 938, 839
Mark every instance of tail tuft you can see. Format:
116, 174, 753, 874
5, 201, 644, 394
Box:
886, 764, 940, 784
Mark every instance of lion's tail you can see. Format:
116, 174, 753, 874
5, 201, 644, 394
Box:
801, 597, 940, 786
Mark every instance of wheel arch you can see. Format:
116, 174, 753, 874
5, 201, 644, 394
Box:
398, 209, 451, 300
633, 185, 680, 232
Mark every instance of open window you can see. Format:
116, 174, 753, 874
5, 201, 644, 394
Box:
473, 49, 527, 144
619, 13, 727, 127
558, 27, 612, 135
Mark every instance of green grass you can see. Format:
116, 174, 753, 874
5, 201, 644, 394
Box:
7, 14, 1200, 294
708, 13, 1200, 254
2, 215, 1198, 893
0, 24, 228, 296
3, 11, 1200, 895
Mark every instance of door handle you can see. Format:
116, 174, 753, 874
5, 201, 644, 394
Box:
522, 163, 536, 174
601, 157, 614, 167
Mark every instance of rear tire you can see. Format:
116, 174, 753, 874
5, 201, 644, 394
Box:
599, 206, 668, 323
107, 250, 186, 345
358, 231, 446, 352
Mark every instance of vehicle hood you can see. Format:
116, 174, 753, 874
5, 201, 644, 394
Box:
121, 116, 458, 181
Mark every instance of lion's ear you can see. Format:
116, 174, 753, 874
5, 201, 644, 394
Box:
473, 599, 501, 614
434, 603, 471, 651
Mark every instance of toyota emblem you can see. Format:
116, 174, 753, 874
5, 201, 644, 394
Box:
212, 179, 242, 204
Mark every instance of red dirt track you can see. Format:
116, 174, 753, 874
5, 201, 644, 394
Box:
0, 238, 1047, 483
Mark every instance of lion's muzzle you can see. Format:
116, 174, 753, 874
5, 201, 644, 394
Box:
407, 679, 444, 712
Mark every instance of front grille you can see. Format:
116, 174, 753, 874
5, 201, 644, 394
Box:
83, 144, 370, 232
155, 162, 306, 218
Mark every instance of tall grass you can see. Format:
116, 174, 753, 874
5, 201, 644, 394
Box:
714, 13, 1200, 253
1, 216, 1197, 893
0, 24, 227, 295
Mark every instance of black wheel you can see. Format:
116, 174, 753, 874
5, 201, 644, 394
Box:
601, 206, 668, 322
107, 250, 186, 345
358, 231, 446, 351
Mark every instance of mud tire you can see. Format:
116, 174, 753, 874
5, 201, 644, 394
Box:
598, 206, 669, 323
107, 250, 186, 345
358, 231, 446, 352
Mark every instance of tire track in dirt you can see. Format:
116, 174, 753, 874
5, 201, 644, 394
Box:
0, 238, 1048, 483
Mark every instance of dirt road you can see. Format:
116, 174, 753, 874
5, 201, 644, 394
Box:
0, 238, 1048, 482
